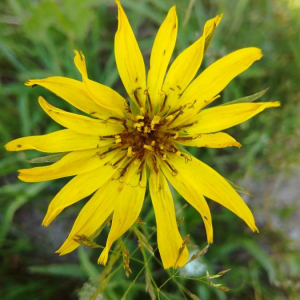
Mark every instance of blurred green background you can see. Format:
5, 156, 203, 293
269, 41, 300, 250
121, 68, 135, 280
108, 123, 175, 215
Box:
1, 0, 300, 299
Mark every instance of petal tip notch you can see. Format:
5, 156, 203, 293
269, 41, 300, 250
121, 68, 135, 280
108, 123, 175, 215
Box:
98, 247, 109, 266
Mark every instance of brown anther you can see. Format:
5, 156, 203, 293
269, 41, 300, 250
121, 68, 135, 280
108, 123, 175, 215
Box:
117, 158, 135, 179
97, 147, 116, 159
159, 93, 168, 112
167, 110, 184, 126
112, 153, 127, 168
164, 160, 178, 176
180, 153, 192, 163
122, 119, 128, 130
108, 117, 124, 123
138, 161, 145, 183
167, 104, 187, 116
171, 121, 198, 131
151, 155, 159, 173
187, 100, 197, 109
133, 88, 142, 107
144, 89, 153, 111
124, 98, 132, 114
176, 136, 194, 141
99, 134, 115, 139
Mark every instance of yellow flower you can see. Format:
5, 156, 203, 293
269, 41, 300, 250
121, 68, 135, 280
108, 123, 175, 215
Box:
5, 1, 280, 269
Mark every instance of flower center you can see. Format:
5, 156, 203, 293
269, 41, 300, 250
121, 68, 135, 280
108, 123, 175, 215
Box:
99, 109, 193, 177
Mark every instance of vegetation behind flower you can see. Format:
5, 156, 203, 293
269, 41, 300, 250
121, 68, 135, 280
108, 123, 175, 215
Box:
0, 0, 299, 300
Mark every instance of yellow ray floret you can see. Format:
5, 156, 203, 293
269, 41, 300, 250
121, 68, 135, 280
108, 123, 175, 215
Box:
43, 152, 126, 226
18, 146, 119, 182
183, 101, 281, 134
175, 132, 241, 148
5, 129, 112, 153
38, 96, 124, 136
149, 169, 189, 268
162, 14, 222, 111
160, 157, 214, 244
115, 0, 146, 108
181, 47, 263, 109
98, 163, 147, 265
165, 153, 258, 233
147, 6, 178, 109
73, 50, 126, 117
57, 178, 120, 255
25, 77, 113, 119
171, 47, 263, 127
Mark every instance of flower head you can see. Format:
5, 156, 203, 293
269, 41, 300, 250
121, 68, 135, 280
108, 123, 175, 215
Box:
5, 0, 280, 269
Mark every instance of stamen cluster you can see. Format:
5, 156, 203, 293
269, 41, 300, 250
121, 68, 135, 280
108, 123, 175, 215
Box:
101, 105, 192, 178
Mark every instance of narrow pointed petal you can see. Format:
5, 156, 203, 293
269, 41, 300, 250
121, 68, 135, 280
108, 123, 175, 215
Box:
147, 6, 178, 109
56, 177, 120, 255
38, 96, 124, 136
18, 146, 120, 182
98, 162, 147, 265
163, 14, 222, 110
178, 47, 263, 117
25, 77, 112, 119
115, 0, 146, 108
184, 102, 280, 134
43, 152, 126, 226
73, 50, 126, 118
149, 170, 189, 269
160, 158, 213, 244
163, 153, 258, 233
5, 129, 113, 153
175, 132, 241, 148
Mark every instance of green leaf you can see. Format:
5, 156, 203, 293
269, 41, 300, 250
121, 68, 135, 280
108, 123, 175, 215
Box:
242, 240, 276, 283
29, 264, 88, 278
221, 88, 269, 106
0, 182, 47, 248
26, 153, 68, 164
78, 247, 99, 279
89, 214, 112, 240
226, 179, 253, 197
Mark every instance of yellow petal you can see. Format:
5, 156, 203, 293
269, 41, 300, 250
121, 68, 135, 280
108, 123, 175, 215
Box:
163, 14, 222, 111
98, 161, 147, 265
73, 50, 88, 78
25, 77, 111, 119
149, 169, 189, 269
38, 96, 124, 136
176, 47, 263, 122
115, 0, 146, 108
175, 132, 241, 148
163, 153, 258, 233
56, 177, 120, 255
160, 157, 213, 244
5, 129, 113, 153
184, 102, 280, 134
73, 50, 126, 118
18, 146, 121, 182
203, 14, 223, 53
43, 152, 126, 226
147, 6, 178, 110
